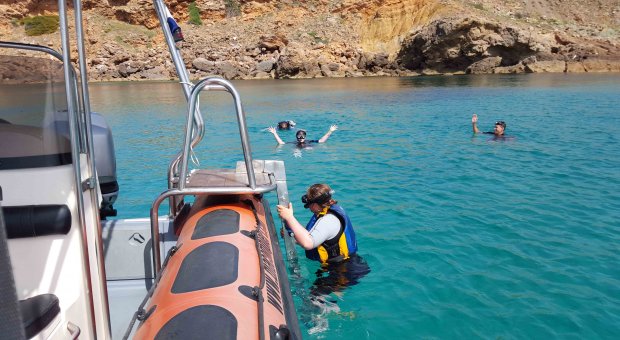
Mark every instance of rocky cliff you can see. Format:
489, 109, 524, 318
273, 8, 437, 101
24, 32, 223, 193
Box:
1, 0, 618, 81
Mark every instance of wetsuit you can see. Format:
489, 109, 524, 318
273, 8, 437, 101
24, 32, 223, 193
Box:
482, 132, 514, 141
287, 140, 319, 148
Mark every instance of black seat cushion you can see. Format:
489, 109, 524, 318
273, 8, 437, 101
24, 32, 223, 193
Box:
19, 294, 60, 338
4, 205, 71, 239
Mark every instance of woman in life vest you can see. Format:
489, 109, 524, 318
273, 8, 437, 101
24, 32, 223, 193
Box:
277, 184, 370, 297
277, 183, 357, 263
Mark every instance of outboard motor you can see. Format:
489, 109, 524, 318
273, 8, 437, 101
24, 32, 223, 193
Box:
52, 111, 119, 218
90, 112, 118, 218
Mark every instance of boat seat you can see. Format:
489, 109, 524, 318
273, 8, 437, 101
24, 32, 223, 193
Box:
4, 205, 71, 239
19, 294, 60, 338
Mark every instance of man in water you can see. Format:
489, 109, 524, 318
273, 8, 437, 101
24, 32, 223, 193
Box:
267, 124, 338, 147
472, 114, 506, 136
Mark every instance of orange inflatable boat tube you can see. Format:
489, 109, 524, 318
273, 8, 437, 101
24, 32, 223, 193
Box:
133, 194, 298, 339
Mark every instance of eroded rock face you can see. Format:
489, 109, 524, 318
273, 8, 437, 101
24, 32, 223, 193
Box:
1, 1, 618, 80
581, 57, 620, 72
397, 18, 548, 73
397, 16, 620, 75
466, 56, 502, 74
523, 58, 566, 73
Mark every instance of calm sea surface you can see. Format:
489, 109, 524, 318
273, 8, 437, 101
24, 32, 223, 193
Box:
90, 74, 620, 339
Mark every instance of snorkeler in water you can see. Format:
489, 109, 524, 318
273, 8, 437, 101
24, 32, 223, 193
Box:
472, 114, 506, 136
472, 114, 514, 141
276, 120, 296, 130
267, 124, 338, 147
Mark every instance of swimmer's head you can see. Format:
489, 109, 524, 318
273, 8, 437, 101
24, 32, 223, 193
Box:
296, 129, 307, 142
494, 121, 506, 135
302, 183, 336, 209
278, 121, 291, 130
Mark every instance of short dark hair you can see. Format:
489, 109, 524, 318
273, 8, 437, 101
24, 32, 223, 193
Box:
278, 121, 290, 130
495, 121, 506, 129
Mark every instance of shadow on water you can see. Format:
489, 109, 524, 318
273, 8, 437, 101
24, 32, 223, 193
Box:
397, 73, 620, 89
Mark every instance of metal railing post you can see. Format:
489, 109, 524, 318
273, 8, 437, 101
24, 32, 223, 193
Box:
58, 0, 98, 337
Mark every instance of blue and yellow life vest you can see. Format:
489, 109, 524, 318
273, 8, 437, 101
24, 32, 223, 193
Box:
304, 204, 358, 264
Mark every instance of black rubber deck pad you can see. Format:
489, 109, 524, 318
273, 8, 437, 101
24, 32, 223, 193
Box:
192, 209, 240, 240
155, 305, 237, 340
171, 241, 239, 293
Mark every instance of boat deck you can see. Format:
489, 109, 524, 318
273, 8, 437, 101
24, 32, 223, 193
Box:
187, 169, 272, 188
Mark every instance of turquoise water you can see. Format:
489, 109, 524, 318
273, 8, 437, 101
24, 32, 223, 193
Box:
90, 74, 620, 339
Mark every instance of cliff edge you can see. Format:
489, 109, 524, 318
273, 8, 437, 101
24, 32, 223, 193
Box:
1, 0, 618, 81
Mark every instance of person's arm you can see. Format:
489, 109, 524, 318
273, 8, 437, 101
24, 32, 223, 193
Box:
318, 124, 338, 143
267, 126, 285, 145
472, 114, 480, 134
277, 203, 314, 249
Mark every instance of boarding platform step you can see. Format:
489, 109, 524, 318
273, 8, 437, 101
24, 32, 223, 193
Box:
186, 169, 271, 188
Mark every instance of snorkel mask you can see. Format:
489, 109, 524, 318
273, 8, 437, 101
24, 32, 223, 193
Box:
301, 190, 333, 208
296, 130, 307, 141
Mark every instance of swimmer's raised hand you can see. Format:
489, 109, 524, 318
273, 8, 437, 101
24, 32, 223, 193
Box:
329, 124, 338, 132
267, 126, 277, 134
472, 114, 478, 123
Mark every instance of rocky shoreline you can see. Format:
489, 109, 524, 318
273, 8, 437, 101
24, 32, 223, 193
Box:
1, 0, 619, 81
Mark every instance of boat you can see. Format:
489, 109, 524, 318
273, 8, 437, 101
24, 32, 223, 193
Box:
0, 0, 301, 339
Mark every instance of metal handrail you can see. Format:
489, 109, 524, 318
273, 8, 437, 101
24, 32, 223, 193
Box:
150, 183, 277, 272
58, 0, 102, 338
165, 77, 224, 206
74, 0, 112, 336
148, 76, 262, 273
151, 77, 264, 273
178, 77, 258, 190
0, 42, 63, 60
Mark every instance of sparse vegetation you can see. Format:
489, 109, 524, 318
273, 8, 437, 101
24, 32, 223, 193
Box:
189, 2, 202, 25
224, 0, 241, 18
473, 3, 484, 11
308, 31, 329, 44
21, 15, 59, 36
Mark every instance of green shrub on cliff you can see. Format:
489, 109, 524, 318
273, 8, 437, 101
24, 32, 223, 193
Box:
308, 31, 328, 44
189, 2, 202, 25
21, 15, 59, 36
225, 0, 241, 17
